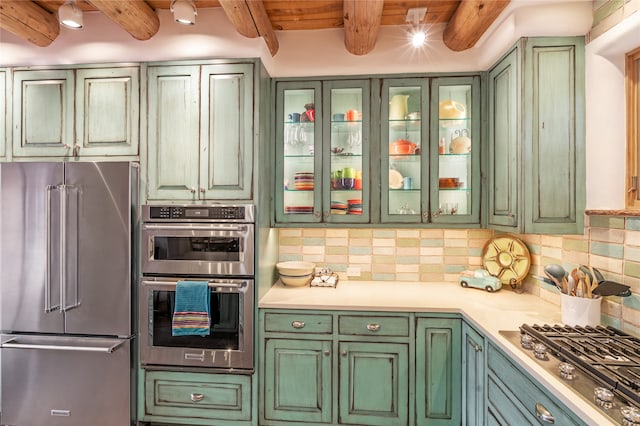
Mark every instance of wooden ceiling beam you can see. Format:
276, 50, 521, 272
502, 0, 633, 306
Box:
219, 0, 279, 56
343, 0, 384, 55
443, 0, 510, 52
0, 0, 59, 47
88, 0, 160, 41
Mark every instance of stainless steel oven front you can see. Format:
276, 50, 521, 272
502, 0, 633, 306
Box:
139, 276, 254, 370
141, 205, 254, 277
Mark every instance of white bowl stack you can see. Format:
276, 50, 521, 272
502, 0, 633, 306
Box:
276, 261, 316, 287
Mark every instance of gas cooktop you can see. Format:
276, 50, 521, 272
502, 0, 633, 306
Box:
500, 324, 640, 425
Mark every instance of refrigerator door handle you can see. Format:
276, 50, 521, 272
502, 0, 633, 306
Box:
1, 338, 126, 354
45, 185, 60, 313
60, 185, 80, 312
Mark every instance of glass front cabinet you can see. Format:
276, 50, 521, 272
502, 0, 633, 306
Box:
275, 80, 370, 223
275, 75, 480, 226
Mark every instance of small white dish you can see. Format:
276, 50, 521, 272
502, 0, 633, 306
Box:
389, 169, 403, 189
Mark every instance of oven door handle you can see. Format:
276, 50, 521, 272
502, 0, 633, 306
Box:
143, 280, 248, 290
143, 224, 248, 232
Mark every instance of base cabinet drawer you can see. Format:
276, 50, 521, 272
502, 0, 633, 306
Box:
143, 370, 252, 424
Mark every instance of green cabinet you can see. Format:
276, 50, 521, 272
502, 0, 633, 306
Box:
488, 37, 585, 234
140, 369, 252, 425
260, 310, 412, 426
147, 62, 254, 201
381, 77, 481, 225
462, 321, 486, 426
415, 317, 462, 425
275, 79, 371, 223
487, 342, 587, 425
275, 74, 481, 227
12, 66, 139, 158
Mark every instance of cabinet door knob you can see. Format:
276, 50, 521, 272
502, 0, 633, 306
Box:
190, 393, 205, 403
323, 350, 330, 356
366, 323, 381, 332
200, 187, 205, 193
189, 187, 196, 193
72, 144, 81, 157
341, 350, 347, 356
291, 320, 305, 329
473, 344, 482, 352
535, 403, 555, 423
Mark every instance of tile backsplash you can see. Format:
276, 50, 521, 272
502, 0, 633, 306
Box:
277, 215, 640, 333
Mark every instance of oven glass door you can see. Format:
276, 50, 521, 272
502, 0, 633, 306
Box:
142, 223, 254, 276
140, 278, 254, 370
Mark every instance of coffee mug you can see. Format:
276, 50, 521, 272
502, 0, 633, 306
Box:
342, 167, 356, 178
403, 177, 413, 190
288, 113, 301, 123
346, 109, 361, 121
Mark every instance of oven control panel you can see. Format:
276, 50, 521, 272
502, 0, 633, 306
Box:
143, 205, 254, 222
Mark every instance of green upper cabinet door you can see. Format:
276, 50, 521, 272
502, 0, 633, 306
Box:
488, 47, 520, 228
12, 69, 74, 157
338, 341, 409, 426
381, 78, 429, 223
274, 78, 370, 223
147, 62, 254, 201
488, 37, 585, 234
12, 67, 139, 158
147, 65, 200, 201
429, 76, 481, 226
415, 317, 462, 426
0, 69, 6, 160
74, 67, 139, 157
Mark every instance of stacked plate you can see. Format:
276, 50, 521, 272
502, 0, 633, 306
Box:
331, 200, 348, 214
347, 199, 362, 215
294, 172, 314, 190
285, 205, 314, 214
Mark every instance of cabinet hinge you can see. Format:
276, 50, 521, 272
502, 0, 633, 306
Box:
630, 176, 638, 199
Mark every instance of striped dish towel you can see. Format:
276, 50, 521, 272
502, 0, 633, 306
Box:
171, 281, 211, 336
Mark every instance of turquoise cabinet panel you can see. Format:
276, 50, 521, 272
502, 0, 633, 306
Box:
429, 76, 481, 226
200, 64, 254, 200
0, 70, 6, 159
263, 338, 332, 423
147, 65, 200, 201
74, 67, 139, 157
274, 79, 371, 223
147, 62, 254, 202
338, 341, 409, 426
524, 39, 585, 234
487, 342, 586, 426
462, 322, 486, 426
488, 37, 585, 234
12, 69, 74, 157
381, 78, 429, 223
415, 317, 462, 426
488, 47, 519, 227
12, 67, 139, 159
142, 369, 252, 425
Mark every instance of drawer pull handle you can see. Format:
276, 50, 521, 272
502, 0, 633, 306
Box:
367, 323, 381, 332
291, 321, 305, 329
191, 393, 205, 403
535, 403, 555, 423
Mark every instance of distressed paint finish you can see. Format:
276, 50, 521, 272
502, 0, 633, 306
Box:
488, 46, 519, 228
415, 317, 462, 425
13, 69, 74, 157
147, 65, 200, 201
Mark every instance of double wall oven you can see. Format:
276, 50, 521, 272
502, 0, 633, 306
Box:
140, 204, 255, 372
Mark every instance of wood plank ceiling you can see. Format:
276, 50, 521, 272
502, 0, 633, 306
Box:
0, 0, 510, 56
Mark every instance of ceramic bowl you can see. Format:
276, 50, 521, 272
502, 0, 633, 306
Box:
279, 273, 313, 287
389, 139, 417, 155
276, 261, 316, 276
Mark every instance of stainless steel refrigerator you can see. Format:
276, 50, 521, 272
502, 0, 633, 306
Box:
0, 162, 138, 426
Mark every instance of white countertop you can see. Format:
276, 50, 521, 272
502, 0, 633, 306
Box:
259, 280, 614, 426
